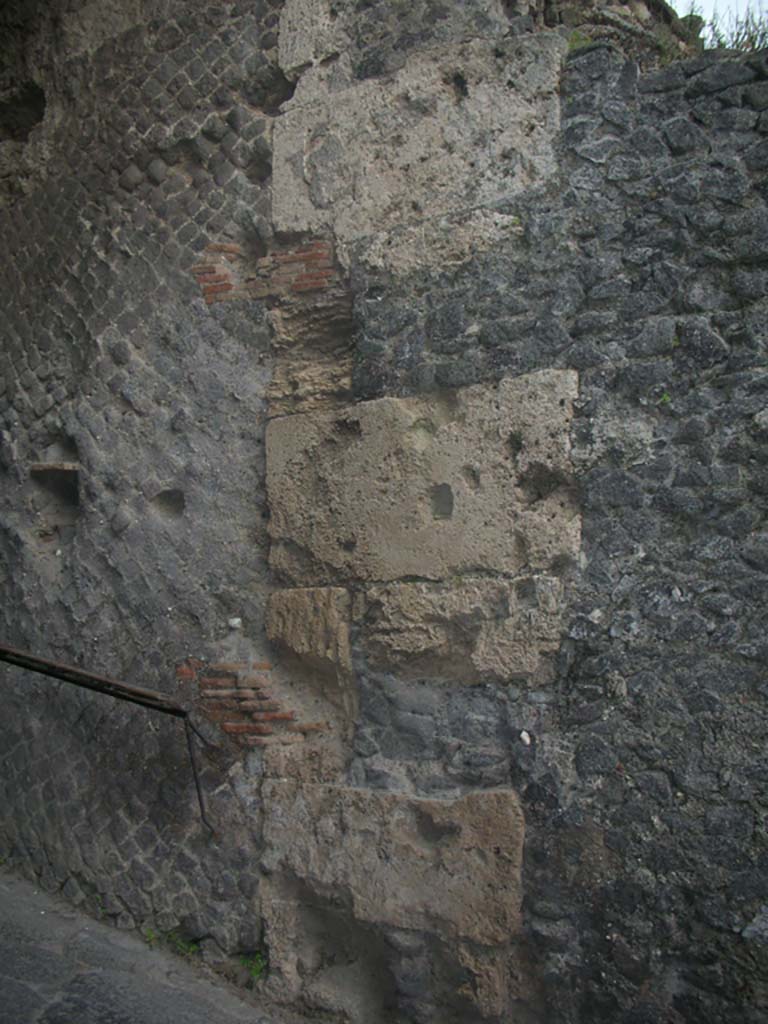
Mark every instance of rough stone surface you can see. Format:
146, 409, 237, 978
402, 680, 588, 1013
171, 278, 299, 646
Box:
1, 1, 767, 1023
261, 783, 525, 1020
0, 866, 297, 1024
266, 586, 356, 721
267, 370, 580, 584
360, 575, 566, 685
273, 32, 567, 273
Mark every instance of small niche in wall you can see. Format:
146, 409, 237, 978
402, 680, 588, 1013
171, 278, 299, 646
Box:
0, 82, 46, 143
430, 483, 454, 520
30, 435, 81, 541
151, 488, 186, 518
30, 463, 80, 533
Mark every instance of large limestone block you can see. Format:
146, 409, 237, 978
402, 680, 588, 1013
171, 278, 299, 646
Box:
272, 31, 565, 271
361, 575, 565, 684
261, 783, 524, 945
266, 369, 580, 584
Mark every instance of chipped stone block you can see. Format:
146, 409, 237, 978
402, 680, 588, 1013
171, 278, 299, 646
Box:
261, 783, 525, 1018
266, 586, 357, 733
272, 34, 565, 272
261, 783, 524, 945
267, 369, 580, 585
267, 586, 352, 672
361, 575, 565, 685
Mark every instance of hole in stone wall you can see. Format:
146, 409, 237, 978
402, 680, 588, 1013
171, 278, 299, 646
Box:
242, 64, 296, 116
0, 82, 46, 142
30, 465, 80, 533
507, 431, 524, 459
462, 465, 480, 491
450, 72, 468, 99
516, 462, 570, 504
515, 577, 538, 608
333, 417, 362, 438
430, 483, 454, 520
151, 488, 186, 517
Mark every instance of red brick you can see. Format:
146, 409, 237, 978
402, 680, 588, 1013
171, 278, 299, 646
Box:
239, 700, 282, 712
273, 251, 308, 264
222, 722, 274, 735
243, 736, 272, 747
176, 664, 196, 681
291, 280, 326, 293
294, 273, 333, 287
199, 676, 236, 687
203, 282, 234, 295
300, 255, 334, 267
249, 710, 297, 722
207, 243, 243, 254
270, 268, 302, 282
287, 721, 329, 734
195, 272, 230, 284
210, 662, 247, 672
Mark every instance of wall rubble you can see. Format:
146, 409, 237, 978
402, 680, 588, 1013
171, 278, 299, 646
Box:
1, 2, 766, 1023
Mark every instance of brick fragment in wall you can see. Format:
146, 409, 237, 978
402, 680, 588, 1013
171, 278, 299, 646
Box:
190, 238, 340, 306
177, 657, 331, 751
189, 235, 353, 415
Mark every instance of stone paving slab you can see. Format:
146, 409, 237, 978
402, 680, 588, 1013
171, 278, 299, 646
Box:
0, 869, 289, 1024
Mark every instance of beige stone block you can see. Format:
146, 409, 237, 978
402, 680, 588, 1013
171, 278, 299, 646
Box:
272, 33, 565, 273
266, 586, 352, 673
261, 783, 525, 946
266, 587, 356, 723
266, 369, 580, 584
361, 575, 565, 684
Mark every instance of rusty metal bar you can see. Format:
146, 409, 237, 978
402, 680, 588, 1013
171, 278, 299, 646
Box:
0, 641, 214, 833
0, 642, 186, 716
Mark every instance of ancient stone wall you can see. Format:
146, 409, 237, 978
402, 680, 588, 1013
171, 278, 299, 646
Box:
1, 1, 767, 1022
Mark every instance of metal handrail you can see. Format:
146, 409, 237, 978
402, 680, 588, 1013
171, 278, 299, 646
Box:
0, 642, 215, 833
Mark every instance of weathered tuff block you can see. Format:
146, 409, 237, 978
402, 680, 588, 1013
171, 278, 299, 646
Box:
267, 369, 580, 585
274, 18, 565, 272
360, 575, 565, 685
261, 782, 525, 1016
265, 586, 356, 720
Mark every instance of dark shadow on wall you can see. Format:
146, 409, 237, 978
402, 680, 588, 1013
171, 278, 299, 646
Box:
0, 82, 45, 142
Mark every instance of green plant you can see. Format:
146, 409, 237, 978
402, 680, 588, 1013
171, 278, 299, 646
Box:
567, 29, 593, 54
167, 930, 200, 958
240, 951, 268, 981
144, 927, 159, 949
689, 1, 768, 51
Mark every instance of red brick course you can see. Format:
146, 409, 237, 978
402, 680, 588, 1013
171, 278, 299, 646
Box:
190, 237, 342, 307
175, 657, 328, 750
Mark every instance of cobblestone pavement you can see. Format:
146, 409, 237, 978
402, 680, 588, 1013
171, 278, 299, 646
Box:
0, 868, 286, 1024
